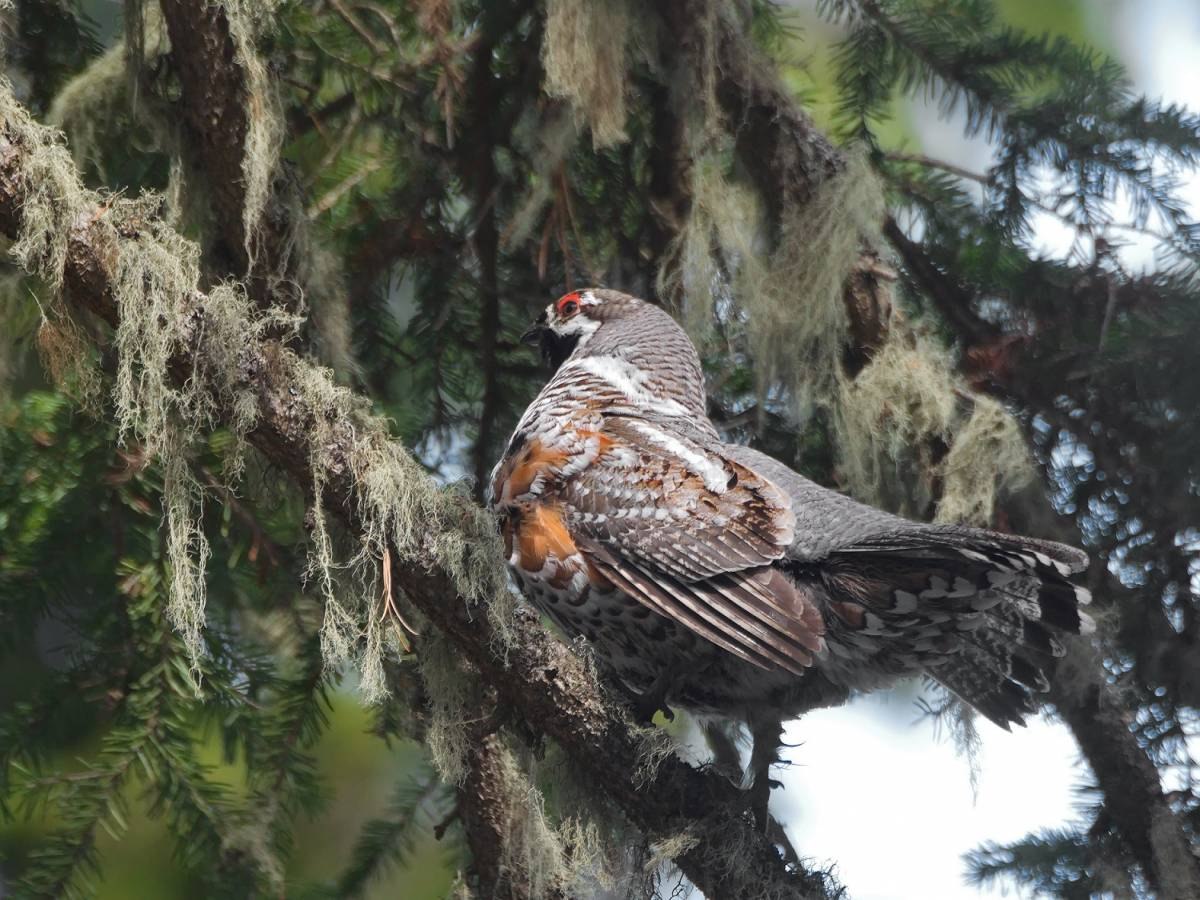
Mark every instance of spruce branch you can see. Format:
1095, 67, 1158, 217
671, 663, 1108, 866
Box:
337, 763, 448, 898
0, 90, 839, 900
11, 559, 276, 897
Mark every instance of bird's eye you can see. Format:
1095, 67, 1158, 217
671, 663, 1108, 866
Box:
555, 291, 582, 317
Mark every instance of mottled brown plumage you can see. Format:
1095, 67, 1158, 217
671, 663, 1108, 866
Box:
491, 289, 1093, 738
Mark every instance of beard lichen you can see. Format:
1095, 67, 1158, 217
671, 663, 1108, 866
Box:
833, 338, 1034, 522
934, 394, 1035, 526
297, 234, 358, 377
418, 632, 476, 784
491, 741, 652, 897
47, 42, 129, 180
666, 144, 1033, 525
49, 5, 172, 186
657, 153, 762, 340
542, 0, 649, 149
416, 649, 652, 896
5, 96, 86, 295
33, 306, 101, 405
543, 739, 659, 894
645, 829, 699, 873
296, 362, 516, 701
215, 0, 285, 269
496, 747, 569, 896
107, 209, 301, 665
732, 151, 885, 421
831, 334, 959, 516
2, 85, 100, 402
4, 80, 512, 696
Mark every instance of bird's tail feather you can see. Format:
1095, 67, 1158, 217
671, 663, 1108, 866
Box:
814, 527, 1091, 728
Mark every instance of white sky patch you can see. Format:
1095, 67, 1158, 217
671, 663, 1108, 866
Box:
1117, 0, 1200, 233
775, 686, 1084, 900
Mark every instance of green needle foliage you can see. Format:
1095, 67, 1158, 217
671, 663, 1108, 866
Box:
335, 763, 454, 898
0, 0, 1197, 897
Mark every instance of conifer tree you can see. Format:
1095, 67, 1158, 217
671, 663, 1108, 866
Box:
0, 1, 1197, 897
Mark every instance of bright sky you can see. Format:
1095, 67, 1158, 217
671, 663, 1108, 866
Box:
767, 2, 1200, 897
778, 689, 1082, 899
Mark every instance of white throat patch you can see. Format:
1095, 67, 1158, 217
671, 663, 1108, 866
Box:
557, 315, 601, 346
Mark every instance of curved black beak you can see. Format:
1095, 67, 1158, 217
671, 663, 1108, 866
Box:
520, 311, 548, 346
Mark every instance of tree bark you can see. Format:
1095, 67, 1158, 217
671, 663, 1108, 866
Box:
459, 733, 549, 900
159, 0, 303, 315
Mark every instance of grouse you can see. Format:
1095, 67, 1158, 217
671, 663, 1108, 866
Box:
490, 288, 1092, 810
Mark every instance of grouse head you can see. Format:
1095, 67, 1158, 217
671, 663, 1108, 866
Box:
521, 288, 635, 368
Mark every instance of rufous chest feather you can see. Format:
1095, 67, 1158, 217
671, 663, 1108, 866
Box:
493, 418, 618, 596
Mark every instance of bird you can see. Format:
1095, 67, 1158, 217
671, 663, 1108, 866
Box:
489, 288, 1092, 819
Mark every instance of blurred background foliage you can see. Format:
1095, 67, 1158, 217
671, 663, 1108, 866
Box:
0, 0, 1197, 897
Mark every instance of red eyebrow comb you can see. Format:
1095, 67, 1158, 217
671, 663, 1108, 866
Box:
555, 291, 581, 313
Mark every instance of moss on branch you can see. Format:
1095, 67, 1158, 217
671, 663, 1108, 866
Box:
0, 82, 837, 900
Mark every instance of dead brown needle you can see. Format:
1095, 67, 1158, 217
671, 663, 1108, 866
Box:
379, 547, 419, 652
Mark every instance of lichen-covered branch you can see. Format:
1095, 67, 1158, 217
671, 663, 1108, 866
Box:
703, 2, 891, 364
0, 92, 837, 900
158, 0, 299, 314
459, 733, 523, 898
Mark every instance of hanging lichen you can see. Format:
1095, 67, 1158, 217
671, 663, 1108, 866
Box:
50, 6, 172, 182
215, 0, 285, 268
831, 335, 959, 515
542, 0, 646, 149
5, 102, 86, 292
665, 139, 1034, 525
739, 152, 886, 419
293, 359, 515, 700
298, 236, 358, 378
47, 42, 128, 179
108, 221, 298, 664
657, 153, 762, 339
664, 150, 884, 414
935, 394, 1035, 526
2, 81, 513, 692
417, 633, 476, 781
497, 747, 570, 895
217, 2, 356, 375
493, 742, 648, 896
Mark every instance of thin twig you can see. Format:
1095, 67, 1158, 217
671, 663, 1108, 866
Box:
307, 157, 384, 217
328, 0, 387, 55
